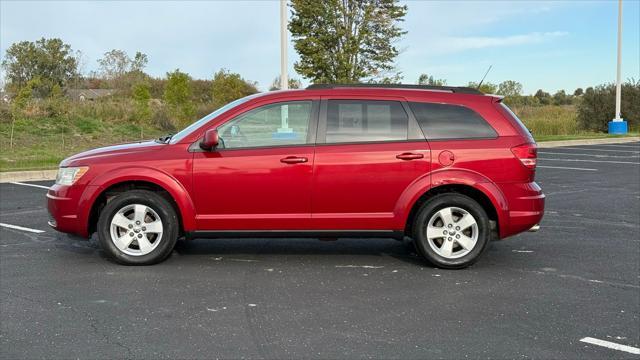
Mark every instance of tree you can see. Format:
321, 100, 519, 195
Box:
269, 76, 302, 91
133, 82, 152, 138
70, 49, 86, 89
289, 0, 407, 83
573, 88, 584, 96
534, 89, 552, 105
11, 78, 39, 114
163, 69, 195, 126
97, 49, 149, 90
97, 49, 130, 80
552, 90, 572, 106
45, 83, 68, 119
468, 81, 497, 94
417, 74, 447, 86
2, 38, 77, 97
130, 52, 148, 73
191, 79, 214, 103
577, 80, 639, 132
8, 77, 40, 149
211, 69, 258, 108
497, 80, 523, 97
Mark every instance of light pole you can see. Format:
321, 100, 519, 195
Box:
609, 0, 628, 134
277, 0, 293, 136
280, 0, 288, 91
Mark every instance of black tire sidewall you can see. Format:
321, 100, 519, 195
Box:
413, 194, 490, 269
97, 190, 178, 265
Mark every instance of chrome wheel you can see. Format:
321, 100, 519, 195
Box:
426, 206, 478, 259
109, 204, 163, 256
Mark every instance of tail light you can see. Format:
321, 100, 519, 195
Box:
511, 143, 537, 169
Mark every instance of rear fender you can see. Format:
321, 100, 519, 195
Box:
395, 168, 509, 237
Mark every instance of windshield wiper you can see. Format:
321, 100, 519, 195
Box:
155, 133, 173, 144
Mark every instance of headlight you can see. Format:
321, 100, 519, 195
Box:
55, 166, 89, 186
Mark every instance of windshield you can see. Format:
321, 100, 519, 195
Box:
169, 93, 262, 144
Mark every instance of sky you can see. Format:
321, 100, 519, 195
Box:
1, 0, 639, 94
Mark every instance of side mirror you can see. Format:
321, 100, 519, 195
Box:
199, 129, 219, 151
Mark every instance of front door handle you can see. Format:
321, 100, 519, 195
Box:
280, 156, 308, 164
396, 153, 424, 160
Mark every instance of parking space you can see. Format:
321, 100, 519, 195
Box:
538, 142, 640, 171
1, 142, 639, 359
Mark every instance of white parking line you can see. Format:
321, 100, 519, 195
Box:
556, 147, 639, 153
0, 223, 45, 233
594, 144, 640, 149
539, 151, 639, 158
539, 158, 640, 165
580, 337, 640, 355
537, 165, 597, 171
9, 182, 51, 190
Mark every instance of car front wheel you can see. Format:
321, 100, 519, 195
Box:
97, 190, 179, 265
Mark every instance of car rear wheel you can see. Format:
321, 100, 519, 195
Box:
412, 193, 490, 269
97, 190, 178, 265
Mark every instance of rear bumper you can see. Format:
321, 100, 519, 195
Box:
499, 181, 545, 238
47, 184, 88, 237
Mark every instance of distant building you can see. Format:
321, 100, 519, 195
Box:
66, 89, 114, 101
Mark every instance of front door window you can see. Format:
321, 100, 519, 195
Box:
218, 101, 313, 149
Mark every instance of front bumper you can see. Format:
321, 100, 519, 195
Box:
47, 183, 85, 237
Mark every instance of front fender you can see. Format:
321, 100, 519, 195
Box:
394, 168, 509, 237
78, 166, 197, 236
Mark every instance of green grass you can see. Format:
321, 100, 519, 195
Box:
514, 105, 579, 136
0, 116, 164, 172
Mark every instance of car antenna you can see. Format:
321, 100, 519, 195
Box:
476, 65, 493, 90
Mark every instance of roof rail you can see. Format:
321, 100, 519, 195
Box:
306, 83, 484, 95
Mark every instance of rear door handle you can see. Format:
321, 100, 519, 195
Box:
280, 156, 308, 164
396, 153, 424, 160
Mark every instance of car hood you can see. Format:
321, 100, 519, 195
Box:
60, 141, 165, 167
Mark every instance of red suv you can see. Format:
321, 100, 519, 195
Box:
47, 84, 544, 268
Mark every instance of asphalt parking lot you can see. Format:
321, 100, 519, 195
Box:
1, 142, 639, 359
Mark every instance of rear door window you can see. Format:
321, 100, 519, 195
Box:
409, 102, 497, 140
325, 100, 408, 143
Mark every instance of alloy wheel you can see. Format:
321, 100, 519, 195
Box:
426, 206, 479, 259
109, 204, 163, 256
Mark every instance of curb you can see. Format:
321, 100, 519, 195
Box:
0, 137, 637, 183
0, 170, 58, 183
537, 136, 639, 148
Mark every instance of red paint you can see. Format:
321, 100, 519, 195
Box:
48, 87, 544, 241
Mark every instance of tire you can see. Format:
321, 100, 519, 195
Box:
97, 190, 179, 265
412, 193, 490, 269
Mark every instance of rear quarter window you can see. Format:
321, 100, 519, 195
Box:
498, 103, 535, 142
409, 102, 497, 140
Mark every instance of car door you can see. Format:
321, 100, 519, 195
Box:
311, 97, 431, 231
192, 99, 319, 230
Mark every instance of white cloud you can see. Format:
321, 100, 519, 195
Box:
430, 31, 569, 55
400, 1, 565, 35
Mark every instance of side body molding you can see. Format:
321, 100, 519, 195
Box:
394, 168, 509, 237
78, 167, 197, 237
